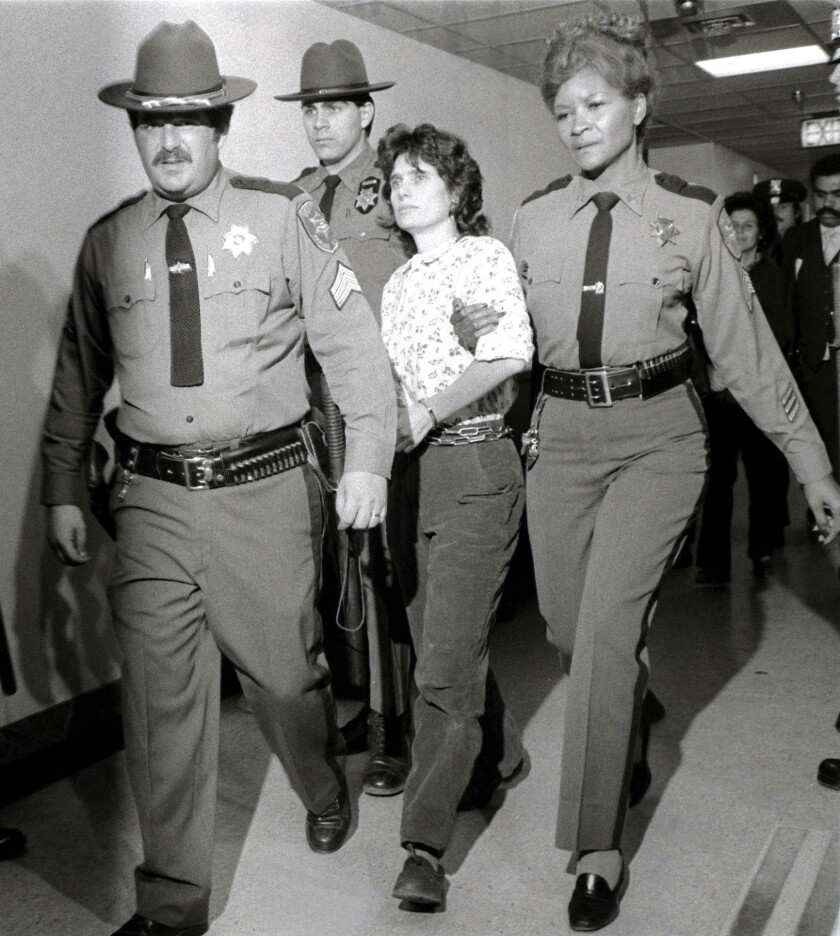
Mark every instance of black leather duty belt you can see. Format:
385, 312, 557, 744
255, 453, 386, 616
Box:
541, 344, 692, 408
116, 426, 307, 491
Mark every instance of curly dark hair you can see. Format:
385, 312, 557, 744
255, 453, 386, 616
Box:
724, 191, 778, 256
376, 122, 489, 254
541, 14, 659, 137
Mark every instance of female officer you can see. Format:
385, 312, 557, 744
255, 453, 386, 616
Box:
510, 15, 840, 931
377, 123, 533, 909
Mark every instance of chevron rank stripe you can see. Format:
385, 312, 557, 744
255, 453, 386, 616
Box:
330, 262, 361, 310
781, 383, 800, 422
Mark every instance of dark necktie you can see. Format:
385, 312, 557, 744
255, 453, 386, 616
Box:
577, 191, 620, 369
319, 174, 341, 223
165, 203, 203, 387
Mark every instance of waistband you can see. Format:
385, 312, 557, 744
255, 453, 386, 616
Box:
116, 425, 307, 491
426, 419, 511, 446
541, 344, 691, 408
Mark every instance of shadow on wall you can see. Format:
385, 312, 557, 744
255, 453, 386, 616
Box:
0, 254, 119, 716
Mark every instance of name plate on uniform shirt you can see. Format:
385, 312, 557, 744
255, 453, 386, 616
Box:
801, 115, 840, 148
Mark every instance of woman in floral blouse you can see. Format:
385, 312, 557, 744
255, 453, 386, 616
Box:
376, 123, 534, 909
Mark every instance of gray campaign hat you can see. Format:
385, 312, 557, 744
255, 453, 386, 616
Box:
275, 40, 393, 102
98, 20, 256, 112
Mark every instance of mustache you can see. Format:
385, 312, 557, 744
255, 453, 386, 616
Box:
817, 207, 840, 221
153, 149, 191, 165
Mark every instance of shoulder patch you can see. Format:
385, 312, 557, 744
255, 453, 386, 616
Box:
522, 174, 573, 207
230, 175, 303, 200
654, 172, 717, 205
298, 200, 338, 253
89, 191, 147, 231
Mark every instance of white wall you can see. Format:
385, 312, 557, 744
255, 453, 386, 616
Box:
647, 140, 785, 197
0, 0, 572, 726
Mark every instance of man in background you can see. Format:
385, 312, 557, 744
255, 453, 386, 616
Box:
277, 40, 412, 798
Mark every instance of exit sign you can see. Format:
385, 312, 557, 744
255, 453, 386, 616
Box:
801, 115, 840, 148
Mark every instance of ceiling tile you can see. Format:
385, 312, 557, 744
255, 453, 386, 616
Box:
402, 24, 482, 53
332, 1, 433, 32
458, 46, 530, 69
449, 5, 595, 45
497, 37, 550, 65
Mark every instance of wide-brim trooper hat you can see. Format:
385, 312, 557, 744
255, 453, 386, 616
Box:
98, 20, 257, 112
275, 40, 393, 102
753, 178, 807, 206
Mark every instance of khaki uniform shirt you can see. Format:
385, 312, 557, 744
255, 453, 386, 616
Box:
511, 166, 831, 485
42, 166, 396, 506
293, 145, 406, 319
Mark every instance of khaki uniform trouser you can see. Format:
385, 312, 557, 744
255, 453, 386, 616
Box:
108, 466, 342, 927
527, 383, 707, 853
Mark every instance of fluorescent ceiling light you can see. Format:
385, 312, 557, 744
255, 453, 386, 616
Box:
696, 45, 828, 77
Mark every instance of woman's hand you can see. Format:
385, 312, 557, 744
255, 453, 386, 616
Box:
396, 401, 436, 453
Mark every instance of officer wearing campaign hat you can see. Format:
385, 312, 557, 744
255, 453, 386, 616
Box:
43, 20, 396, 936
753, 177, 807, 240
278, 41, 413, 800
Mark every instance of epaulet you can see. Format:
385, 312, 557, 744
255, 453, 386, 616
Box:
653, 172, 717, 206
292, 166, 319, 185
89, 191, 147, 230
229, 175, 303, 199
521, 174, 573, 207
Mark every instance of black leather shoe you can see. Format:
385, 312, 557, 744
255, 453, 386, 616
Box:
305, 789, 352, 853
111, 914, 208, 936
363, 711, 408, 796
0, 826, 26, 860
818, 758, 840, 790
628, 724, 651, 808
392, 850, 444, 906
568, 872, 622, 932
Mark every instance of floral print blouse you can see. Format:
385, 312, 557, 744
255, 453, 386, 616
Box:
380, 235, 534, 425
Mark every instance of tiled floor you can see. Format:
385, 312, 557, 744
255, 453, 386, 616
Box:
3, 488, 840, 935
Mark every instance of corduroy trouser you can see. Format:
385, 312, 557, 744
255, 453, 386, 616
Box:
527, 383, 707, 852
108, 466, 342, 927
387, 438, 525, 852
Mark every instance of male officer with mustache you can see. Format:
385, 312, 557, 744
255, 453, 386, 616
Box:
41, 20, 395, 936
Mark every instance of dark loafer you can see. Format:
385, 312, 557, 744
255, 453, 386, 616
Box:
305, 790, 352, 853
392, 851, 444, 907
568, 872, 622, 932
363, 752, 407, 796
0, 826, 26, 861
818, 758, 840, 790
110, 914, 208, 936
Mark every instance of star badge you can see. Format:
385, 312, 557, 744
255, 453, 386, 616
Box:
355, 188, 378, 212
223, 224, 258, 258
649, 216, 679, 247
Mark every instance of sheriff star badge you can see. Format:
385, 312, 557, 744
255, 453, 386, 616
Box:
649, 216, 679, 247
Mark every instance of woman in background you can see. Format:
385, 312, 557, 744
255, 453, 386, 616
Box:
695, 191, 791, 585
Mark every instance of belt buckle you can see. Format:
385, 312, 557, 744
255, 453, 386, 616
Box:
584, 368, 613, 407
184, 455, 217, 490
